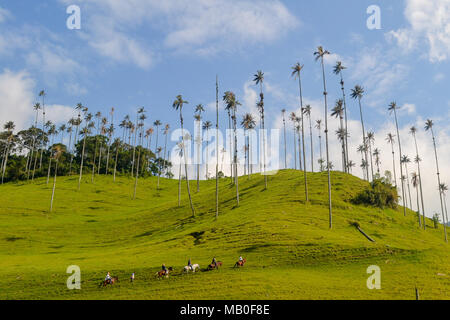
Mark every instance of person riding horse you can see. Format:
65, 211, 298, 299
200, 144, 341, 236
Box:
211, 257, 218, 269
105, 272, 112, 284
162, 264, 168, 275
188, 258, 193, 271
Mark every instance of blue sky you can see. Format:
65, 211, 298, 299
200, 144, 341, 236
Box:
1, 0, 449, 217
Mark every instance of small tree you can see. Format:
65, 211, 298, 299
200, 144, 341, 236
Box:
432, 213, 440, 229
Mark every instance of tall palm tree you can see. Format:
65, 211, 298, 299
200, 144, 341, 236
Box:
38, 90, 46, 170
367, 131, 375, 180
1, 121, 15, 184
389, 102, 407, 217
411, 172, 422, 228
254, 70, 268, 190
173, 95, 195, 217
78, 111, 91, 190
162, 124, 170, 181
153, 119, 162, 184
134, 112, 145, 200
290, 112, 298, 170
28, 103, 41, 179
281, 109, 287, 169
292, 62, 308, 201
242, 113, 256, 179
215, 76, 220, 219
410, 126, 426, 229
440, 183, 449, 229
425, 119, 447, 242
303, 105, 314, 172
357, 144, 368, 181
315, 119, 323, 171
331, 99, 346, 172
373, 148, 381, 175
176, 141, 184, 207
46, 123, 57, 185
92, 112, 102, 182
351, 85, 369, 180
194, 104, 204, 192
314, 46, 332, 228
401, 155, 413, 210
386, 133, 398, 187
98, 117, 107, 174
223, 91, 241, 205
70, 103, 84, 175
347, 160, 356, 174
105, 107, 114, 175
333, 61, 350, 169
203, 121, 212, 180
50, 145, 65, 212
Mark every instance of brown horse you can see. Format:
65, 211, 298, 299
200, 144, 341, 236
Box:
234, 259, 247, 268
101, 276, 119, 287
208, 261, 223, 270
156, 267, 173, 279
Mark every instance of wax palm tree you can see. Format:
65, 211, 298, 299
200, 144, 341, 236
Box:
27, 103, 41, 179
133, 114, 145, 200
410, 126, 426, 229
292, 62, 308, 201
242, 113, 256, 178
203, 121, 212, 180
97, 117, 107, 174
367, 131, 375, 180
46, 123, 57, 185
49, 145, 65, 212
91, 111, 102, 182
303, 105, 314, 172
290, 112, 298, 170
215, 76, 220, 219
70, 103, 84, 175
440, 183, 449, 229
78, 111, 92, 190
1, 121, 15, 184
153, 119, 162, 183
357, 144, 368, 181
411, 172, 422, 228
389, 102, 407, 217
315, 119, 323, 171
351, 85, 369, 180
373, 148, 381, 175
254, 70, 268, 189
333, 61, 350, 168
176, 141, 184, 207
38, 90, 46, 170
223, 91, 241, 205
386, 133, 398, 187
401, 155, 413, 210
162, 124, 170, 181
347, 160, 356, 174
314, 46, 332, 227
281, 109, 287, 169
194, 104, 204, 192
331, 99, 346, 172
425, 119, 447, 242
295, 118, 302, 172
173, 95, 195, 217
105, 107, 114, 175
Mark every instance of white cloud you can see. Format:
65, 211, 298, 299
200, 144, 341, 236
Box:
387, 0, 450, 62
0, 70, 76, 132
60, 0, 299, 64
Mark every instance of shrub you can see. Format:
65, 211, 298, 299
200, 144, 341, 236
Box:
352, 178, 398, 209
432, 214, 440, 229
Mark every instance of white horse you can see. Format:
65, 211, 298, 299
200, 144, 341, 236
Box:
184, 264, 200, 273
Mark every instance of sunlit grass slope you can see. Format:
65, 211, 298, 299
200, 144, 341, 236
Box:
0, 170, 448, 300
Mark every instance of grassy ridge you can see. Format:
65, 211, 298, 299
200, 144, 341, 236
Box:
0, 170, 449, 300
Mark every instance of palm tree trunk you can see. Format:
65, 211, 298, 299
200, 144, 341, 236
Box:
215, 75, 219, 219
415, 185, 421, 228
178, 157, 182, 207
50, 159, 59, 212
298, 76, 308, 201
113, 141, 119, 182
393, 109, 407, 217
404, 162, 413, 210
413, 134, 426, 229
320, 56, 332, 229
293, 126, 297, 170
339, 71, 350, 173
78, 134, 87, 190
308, 115, 314, 172
180, 114, 195, 217
46, 134, 55, 184
430, 128, 447, 242
283, 116, 287, 169
233, 110, 239, 206
1, 142, 10, 184
358, 98, 369, 180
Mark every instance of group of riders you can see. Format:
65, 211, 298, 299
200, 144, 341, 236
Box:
103, 256, 245, 284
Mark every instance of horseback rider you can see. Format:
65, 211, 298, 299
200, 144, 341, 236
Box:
162, 264, 168, 275
188, 258, 193, 271
211, 257, 218, 268
130, 272, 135, 283
105, 272, 112, 284
239, 256, 243, 262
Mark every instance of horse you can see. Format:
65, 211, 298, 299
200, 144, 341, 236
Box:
100, 276, 119, 287
156, 267, 173, 279
234, 259, 247, 268
207, 261, 223, 270
184, 264, 200, 273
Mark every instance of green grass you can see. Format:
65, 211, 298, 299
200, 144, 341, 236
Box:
0, 170, 449, 300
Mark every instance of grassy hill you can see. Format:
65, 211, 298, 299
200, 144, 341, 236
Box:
0, 170, 449, 300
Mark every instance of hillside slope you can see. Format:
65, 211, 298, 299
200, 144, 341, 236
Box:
0, 170, 449, 300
